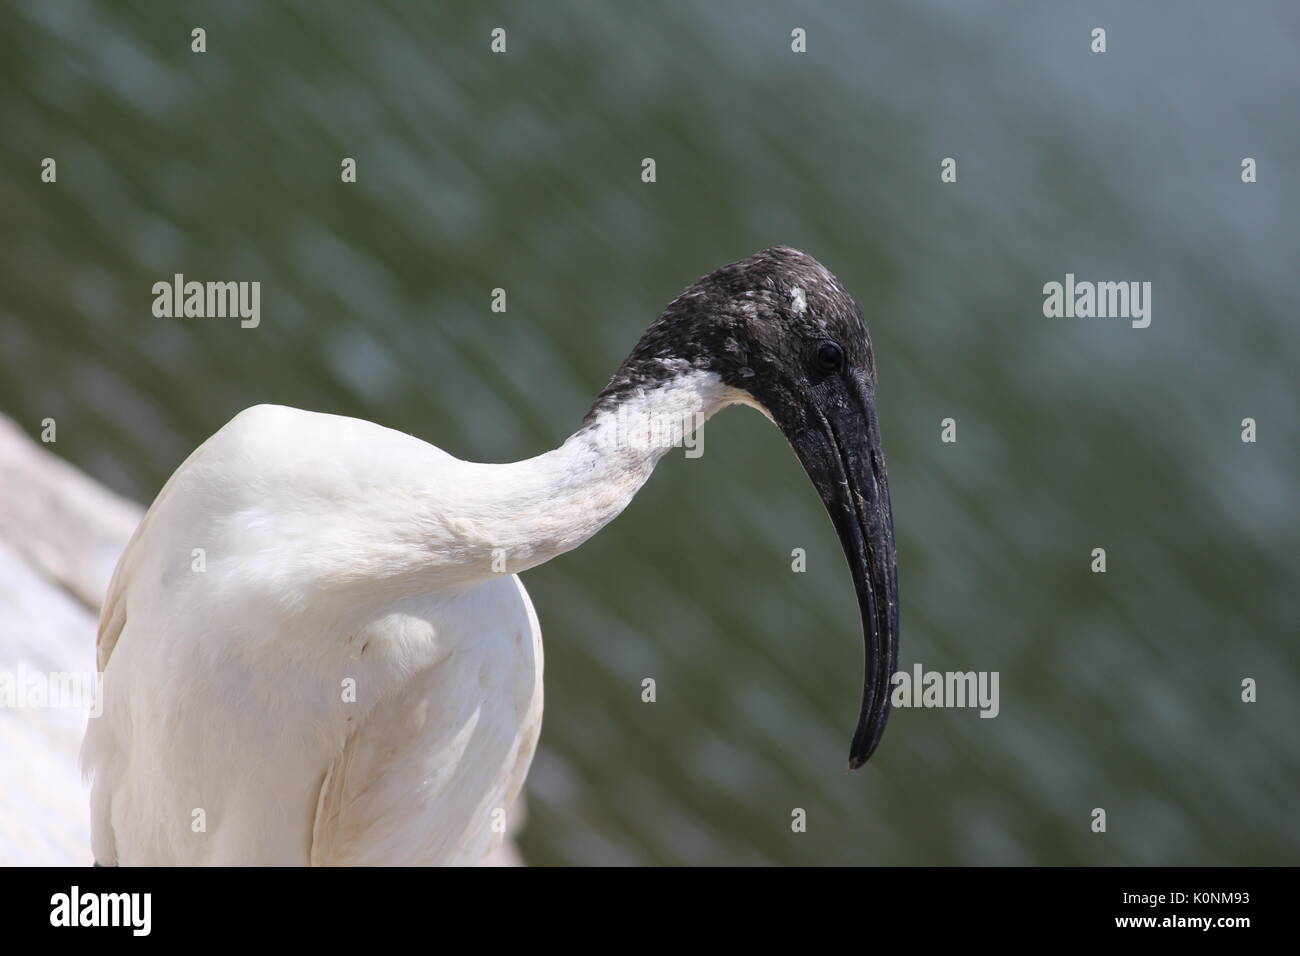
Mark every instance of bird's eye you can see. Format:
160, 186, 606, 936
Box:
814, 341, 844, 373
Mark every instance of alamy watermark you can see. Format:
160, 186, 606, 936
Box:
891, 663, 999, 718
591, 407, 706, 458
152, 273, 260, 328
0, 664, 102, 717
1042, 274, 1151, 328
50, 886, 150, 936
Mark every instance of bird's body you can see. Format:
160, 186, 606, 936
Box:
84, 382, 734, 864
83, 248, 901, 865
84, 406, 547, 863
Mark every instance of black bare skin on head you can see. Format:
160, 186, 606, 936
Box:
587, 246, 901, 769
585, 246, 877, 425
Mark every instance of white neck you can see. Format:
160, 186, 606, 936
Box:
440, 369, 747, 579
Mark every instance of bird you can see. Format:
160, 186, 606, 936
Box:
81, 246, 900, 866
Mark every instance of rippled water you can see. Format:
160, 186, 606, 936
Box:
2, 0, 1297, 864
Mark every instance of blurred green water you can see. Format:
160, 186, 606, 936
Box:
1, 0, 1297, 864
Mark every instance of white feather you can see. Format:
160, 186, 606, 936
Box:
83, 372, 752, 865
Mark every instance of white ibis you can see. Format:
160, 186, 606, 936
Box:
81, 247, 900, 865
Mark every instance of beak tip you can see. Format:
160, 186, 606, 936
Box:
846, 740, 873, 771
847, 717, 888, 771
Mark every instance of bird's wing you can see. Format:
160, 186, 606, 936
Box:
83, 425, 222, 865
94, 419, 218, 674
309, 575, 544, 866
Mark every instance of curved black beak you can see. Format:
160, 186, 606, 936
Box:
780, 371, 899, 769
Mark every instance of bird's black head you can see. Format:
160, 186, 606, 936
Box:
592, 247, 900, 769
